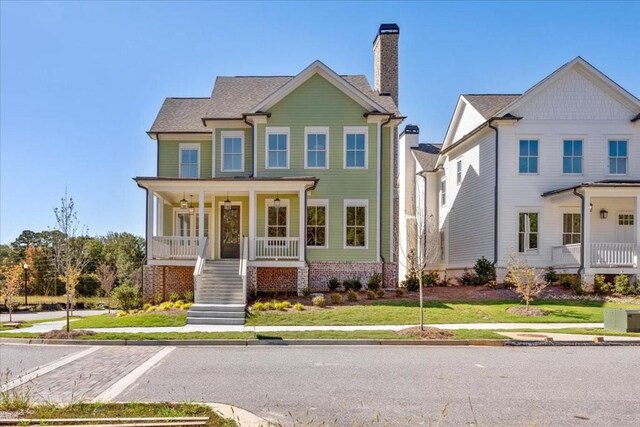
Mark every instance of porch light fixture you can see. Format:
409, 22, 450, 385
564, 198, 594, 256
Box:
589, 203, 593, 212
180, 193, 188, 210
600, 209, 608, 219
274, 193, 281, 209
224, 193, 231, 211
189, 195, 194, 214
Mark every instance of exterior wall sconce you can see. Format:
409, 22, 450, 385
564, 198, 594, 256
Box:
224, 193, 232, 210
589, 203, 593, 212
600, 209, 608, 219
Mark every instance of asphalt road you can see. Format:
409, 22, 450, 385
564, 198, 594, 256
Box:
2, 344, 639, 426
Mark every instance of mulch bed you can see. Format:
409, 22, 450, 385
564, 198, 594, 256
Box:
396, 326, 454, 340
40, 329, 96, 339
506, 306, 549, 317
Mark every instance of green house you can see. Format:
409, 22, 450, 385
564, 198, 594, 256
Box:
137, 24, 404, 323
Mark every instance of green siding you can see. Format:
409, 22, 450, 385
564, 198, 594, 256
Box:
214, 128, 253, 177
158, 140, 212, 177
256, 193, 300, 238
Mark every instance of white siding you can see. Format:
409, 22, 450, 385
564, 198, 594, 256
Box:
452, 101, 486, 143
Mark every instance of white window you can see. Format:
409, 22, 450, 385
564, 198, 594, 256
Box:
344, 199, 368, 248
562, 140, 582, 174
174, 211, 209, 237
562, 213, 581, 245
619, 214, 634, 226
344, 127, 368, 169
518, 139, 538, 174
266, 128, 290, 169
221, 131, 244, 172
307, 200, 328, 248
518, 212, 539, 253
440, 178, 447, 206
305, 127, 329, 169
265, 198, 289, 239
179, 143, 200, 178
456, 159, 462, 185
609, 140, 628, 175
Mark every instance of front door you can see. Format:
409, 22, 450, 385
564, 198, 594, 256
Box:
220, 205, 240, 258
616, 212, 634, 243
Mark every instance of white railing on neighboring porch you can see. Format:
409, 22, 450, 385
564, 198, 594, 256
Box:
551, 243, 581, 267
152, 236, 200, 259
193, 237, 208, 296
591, 243, 638, 267
240, 236, 249, 303
255, 237, 299, 259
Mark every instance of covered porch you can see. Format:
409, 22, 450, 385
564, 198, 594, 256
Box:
544, 181, 640, 274
136, 177, 318, 266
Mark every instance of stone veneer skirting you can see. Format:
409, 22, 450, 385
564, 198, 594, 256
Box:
142, 265, 193, 304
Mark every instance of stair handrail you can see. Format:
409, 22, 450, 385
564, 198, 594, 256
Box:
239, 236, 249, 303
193, 237, 208, 298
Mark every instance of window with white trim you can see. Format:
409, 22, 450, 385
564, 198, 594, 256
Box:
174, 212, 209, 237
306, 200, 328, 248
344, 127, 367, 168
344, 200, 367, 248
518, 212, 539, 253
305, 127, 328, 169
266, 199, 288, 239
562, 213, 581, 245
456, 159, 462, 185
562, 140, 582, 174
266, 128, 289, 169
440, 178, 447, 206
179, 144, 199, 178
608, 140, 627, 175
518, 139, 538, 174
619, 214, 634, 226
222, 132, 243, 172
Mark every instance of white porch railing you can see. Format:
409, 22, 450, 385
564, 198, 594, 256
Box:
551, 243, 581, 267
152, 236, 200, 259
193, 237, 208, 296
591, 243, 638, 267
240, 236, 249, 303
255, 237, 299, 259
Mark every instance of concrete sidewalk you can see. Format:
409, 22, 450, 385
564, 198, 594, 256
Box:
1, 309, 107, 323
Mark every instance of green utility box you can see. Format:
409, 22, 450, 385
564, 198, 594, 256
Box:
604, 308, 640, 332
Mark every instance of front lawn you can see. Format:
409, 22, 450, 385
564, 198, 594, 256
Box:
70, 311, 186, 328
247, 299, 639, 326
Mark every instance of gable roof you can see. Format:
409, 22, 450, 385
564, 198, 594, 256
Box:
462, 94, 521, 119
149, 98, 212, 133
412, 143, 441, 171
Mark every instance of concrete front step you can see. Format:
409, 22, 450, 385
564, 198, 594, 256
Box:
186, 317, 245, 325
188, 310, 244, 319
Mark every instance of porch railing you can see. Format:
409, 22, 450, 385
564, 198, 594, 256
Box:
240, 236, 249, 303
193, 237, 208, 296
591, 243, 637, 267
152, 236, 200, 259
255, 237, 299, 260
551, 243, 581, 267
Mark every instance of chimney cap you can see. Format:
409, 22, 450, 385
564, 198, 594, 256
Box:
378, 23, 400, 35
402, 124, 419, 135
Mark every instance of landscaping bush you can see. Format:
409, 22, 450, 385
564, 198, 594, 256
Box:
293, 302, 305, 311
402, 276, 419, 292
421, 271, 439, 287
280, 300, 292, 309
262, 301, 274, 310
559, 274, 579, 290
168, 292, 180, 303
302, 287, 311, 297
395, 288, 404, 298
330, 293, 343, 304
111, 283, 142, 311
376, 288, 385, 298
473, 257, 496, 285
347, 290, 358, 302
76, 274, 101, 297
312, 295, 326, 307
252, 301, 265, 311
183, 290, 194, 303
328, 278, 341, 292
614, 274, 630, 295
343, 278, 363, 292
459, 268, 476, 286
593, 274, 611, 295
366, 290, 376, 300
273, 301, 288, 311
142, 303, 152, 311
544, 266, 559, 285
367, 273, 382, 291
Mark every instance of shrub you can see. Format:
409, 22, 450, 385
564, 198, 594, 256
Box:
473, 257, 496, 285
614, 274, 630, 295
395, 288, 405, 298
543, 267, 559, 285
312, 295, 326, 307
366, 290, 376, 300
142, 303, 152, 311
459, 268, 476, 286
159, 301, 174, 311
367, 273, 382, 291
593, 274, 611, 295
111, 283, 142, 311
173, 300, 184, 309
343, 278, 363, 292
328, 278, 341, 292
376, 288, 385, 298
402, 276, 419, 292
154, 291, 163, 305
183, 290, 194, 303
347, 290, 358, 302
76, 274, 101, 297
274, 301, 288, 311
330, 293, 343, 304
252, 302, 265, 311
145, 304, 156, 312
182, 302, 192, 310
293, 302, 305, 311
116, 310, 128, 317
280, 300, 292, 309
506, 253, 546, 313
302, 287, 311, 297
422, 271, 439, 287
262, 301, 274, 311
168, 292, 180, 303
559, 274, 578, 290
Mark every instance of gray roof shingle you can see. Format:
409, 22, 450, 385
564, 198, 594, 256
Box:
412, 143, 441, 171
463, 94, 521, 119
149, 98, 212, 133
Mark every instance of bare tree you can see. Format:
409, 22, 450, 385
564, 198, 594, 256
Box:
1, 264, 22, 322
96, 262, 117, 313
506, 252, 546, 313
53, 191, 89, 332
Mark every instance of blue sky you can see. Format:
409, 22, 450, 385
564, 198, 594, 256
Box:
1, 1, 639, 243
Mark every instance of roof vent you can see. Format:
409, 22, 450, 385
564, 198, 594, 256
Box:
378, 23, 400, 35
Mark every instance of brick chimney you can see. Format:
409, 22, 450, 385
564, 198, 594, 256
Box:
373, 23, 399, 106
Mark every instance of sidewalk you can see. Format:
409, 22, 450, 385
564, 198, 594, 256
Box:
0, 309, 107, 323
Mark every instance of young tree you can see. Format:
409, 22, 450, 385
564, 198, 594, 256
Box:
506, 252, 547, 313
53, 191, 89, 332
1, 264, 23, 322
96, 262, 117, 313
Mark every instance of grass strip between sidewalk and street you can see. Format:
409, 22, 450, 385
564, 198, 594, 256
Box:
508, 328, 640, 338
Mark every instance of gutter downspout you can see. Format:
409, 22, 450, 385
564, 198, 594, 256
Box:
573, 188, 585, 278
379, 114, 394, 267
488, 120, 499, 264
243, 116, 256, 177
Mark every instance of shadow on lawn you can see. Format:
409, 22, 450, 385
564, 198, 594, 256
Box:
370, 300, 454, 310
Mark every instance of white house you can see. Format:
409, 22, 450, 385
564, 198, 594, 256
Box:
400, 57, 640, 285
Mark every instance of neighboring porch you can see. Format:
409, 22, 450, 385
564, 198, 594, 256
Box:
543, 181, 640, 275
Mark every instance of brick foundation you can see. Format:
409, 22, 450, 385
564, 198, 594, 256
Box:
308, 262, 385, 291
143, 265, 194, 304
256, 267, 298, 293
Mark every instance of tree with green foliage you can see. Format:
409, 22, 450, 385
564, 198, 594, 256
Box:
102, 232, 145, 284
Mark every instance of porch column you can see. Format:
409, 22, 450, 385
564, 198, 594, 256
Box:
198, 190, 205, 246
249, 189, 256, 260
636, 196, 640, 267
146, 190, 154, 260
583, 192, 591, 270
299, 188, 305, 261
156, 197, 164, 236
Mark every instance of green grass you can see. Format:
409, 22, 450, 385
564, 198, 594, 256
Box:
247, 299, 639, 326
70, 312, 187, 328
16, 402, 236, 426
510, 327, 640, 338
